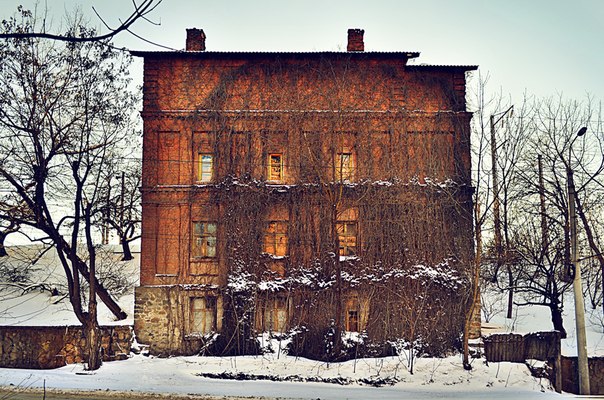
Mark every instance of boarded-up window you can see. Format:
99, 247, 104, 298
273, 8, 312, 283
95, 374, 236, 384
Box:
264, 221, 288, 256
268, 153, 283, 181
158, 132, 180, 185
197, 153, 213, 182
192, 222, 217, 258
264, 296, 288, 332
191, 297, 216, 334
337, 221, 357, 256
156, 206, 179, 275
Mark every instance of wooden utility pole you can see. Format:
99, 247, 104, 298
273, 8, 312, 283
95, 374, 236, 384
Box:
538, 155, 548, 253
120, 171, 125, 233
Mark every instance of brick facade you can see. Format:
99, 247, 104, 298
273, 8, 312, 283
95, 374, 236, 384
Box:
132, 29, 478, 356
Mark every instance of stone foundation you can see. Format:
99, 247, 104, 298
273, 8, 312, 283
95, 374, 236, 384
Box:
134, 285, 223, 356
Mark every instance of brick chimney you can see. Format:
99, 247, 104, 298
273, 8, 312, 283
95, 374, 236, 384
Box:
347, 29, 364, 52
186, 28, 206, 51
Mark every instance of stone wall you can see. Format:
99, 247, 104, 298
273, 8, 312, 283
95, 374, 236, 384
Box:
134, 285, 223, 356
0, 325, 131, 369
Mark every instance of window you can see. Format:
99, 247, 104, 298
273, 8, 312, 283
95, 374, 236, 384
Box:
197, 153, 213, 182
337, 222, 357, 256
268, 153, 283, 181
263, 296, 288, 332
264, 221, 288, 256
347, 310, 359, 332
337, 152, 354, 181
192, 222, 217, 258
191, 297, 216, 334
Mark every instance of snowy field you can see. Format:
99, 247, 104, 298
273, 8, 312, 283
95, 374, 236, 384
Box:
0, 245, 602, 399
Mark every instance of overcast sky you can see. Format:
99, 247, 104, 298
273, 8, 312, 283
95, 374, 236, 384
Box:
2, 0, 603, 106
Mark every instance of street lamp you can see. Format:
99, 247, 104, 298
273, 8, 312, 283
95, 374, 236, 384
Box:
567, 126, 590, 395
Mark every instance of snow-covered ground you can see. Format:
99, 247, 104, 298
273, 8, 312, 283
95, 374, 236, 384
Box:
0, 245, 601, 398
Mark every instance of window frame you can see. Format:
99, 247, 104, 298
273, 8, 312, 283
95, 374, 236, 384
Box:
263, 295, 288, 333
336, 152, 354, 182
190, 296, 217, 335
336, 221, 357, 256
192, 221, 217, 259
347, 309, 359, 332
197, 153, 213, 183
263, 221, 288, 257
267, 153, 284, 182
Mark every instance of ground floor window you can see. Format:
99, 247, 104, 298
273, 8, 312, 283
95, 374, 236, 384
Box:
263, 296, 288, 332
347, 309, 359, 332
191, 297, 216, 334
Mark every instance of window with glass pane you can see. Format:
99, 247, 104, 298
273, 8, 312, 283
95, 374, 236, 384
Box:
268, 153, 283, 181
337, 222, 357, 256
191, 297, 216, 334
198, 153, 213, 182
337, 152, 353, 181
264, 221, 288, 256
264, 296, 287, 332
192, 222, 217, 258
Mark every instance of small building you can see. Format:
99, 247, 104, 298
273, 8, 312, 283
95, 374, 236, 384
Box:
132, 29, 477, 357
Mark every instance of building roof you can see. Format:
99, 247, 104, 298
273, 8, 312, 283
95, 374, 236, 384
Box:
406, 64, 478, 71
130, 51, 478, 71
130, 50, 421, 59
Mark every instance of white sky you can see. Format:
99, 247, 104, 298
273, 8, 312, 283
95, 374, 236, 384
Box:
1, 0, 602, 105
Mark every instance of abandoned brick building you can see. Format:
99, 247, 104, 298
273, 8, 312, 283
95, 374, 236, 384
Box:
132, 29, 477, 357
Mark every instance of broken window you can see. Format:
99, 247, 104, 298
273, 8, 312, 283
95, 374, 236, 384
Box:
337, 221, 357, 256
336, 152, 354, 182
197, 153, 213, 182
191, 297, 216, 334
264, 221, 288, 256
192, 222, 217, 258
268, 153, 283, 181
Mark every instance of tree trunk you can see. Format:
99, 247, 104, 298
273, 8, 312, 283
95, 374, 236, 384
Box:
59, 237, 127, 320
463, 202, 481, 371
550, 303, 567, 339
121, 237, 133, 261
331, 204, 342, 359
0, 232, 7, 257
506, 265, 514, 319
84, 318, 102, 370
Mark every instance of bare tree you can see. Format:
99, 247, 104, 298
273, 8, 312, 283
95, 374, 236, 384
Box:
99, 161, 142, 261
0, 1, 163, 44
508, 94, 603, 334
0, 218, 19, 257
0, 12, 137, 369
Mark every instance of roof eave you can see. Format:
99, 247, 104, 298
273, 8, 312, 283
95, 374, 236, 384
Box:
130, 50, 421, 59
